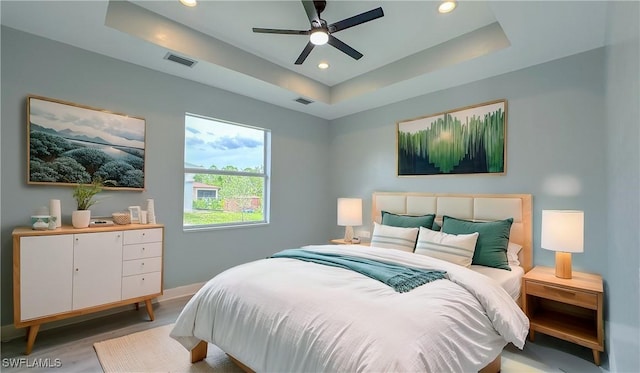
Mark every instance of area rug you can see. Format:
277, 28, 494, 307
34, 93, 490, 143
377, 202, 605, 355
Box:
93, 324, 243, 373
95, 323, 558, 373
502, 350, 561, 373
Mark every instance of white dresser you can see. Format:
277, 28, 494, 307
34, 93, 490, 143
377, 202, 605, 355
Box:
12, 224, 164, 354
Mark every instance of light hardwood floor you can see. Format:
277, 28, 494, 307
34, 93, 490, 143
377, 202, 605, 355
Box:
1, 298, 184, 373
1, 296, 604, 373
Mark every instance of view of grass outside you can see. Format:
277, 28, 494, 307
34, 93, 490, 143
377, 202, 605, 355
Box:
183, 114, 270, 229
184, 210, 263, 226
185, 171, 265, 227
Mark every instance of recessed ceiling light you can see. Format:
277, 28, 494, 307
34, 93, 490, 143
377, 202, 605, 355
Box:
179, 0, 197, 7
318, 62, 329, 70
438, 1, 456, 14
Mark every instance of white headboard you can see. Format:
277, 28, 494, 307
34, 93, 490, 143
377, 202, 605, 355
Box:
372, 192, 533, 272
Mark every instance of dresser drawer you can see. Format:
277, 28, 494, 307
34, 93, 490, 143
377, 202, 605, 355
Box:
122, 242, 162, 260
526, 281, 598, 309
122, 272, 161, 300
123, 228, 163, 245
122, 257, 162, 276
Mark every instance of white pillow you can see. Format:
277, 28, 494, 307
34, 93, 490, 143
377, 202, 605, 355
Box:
414, 227, 479, 267
507, 242, 523, 266
370, 222, 419, 252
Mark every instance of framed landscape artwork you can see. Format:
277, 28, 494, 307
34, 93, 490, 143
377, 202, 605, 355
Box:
27, 95, 146, 190
397, 99, 507, 176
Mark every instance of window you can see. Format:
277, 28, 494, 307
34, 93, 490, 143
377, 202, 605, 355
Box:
183, 114, 270, 229
197, 189, 217, 200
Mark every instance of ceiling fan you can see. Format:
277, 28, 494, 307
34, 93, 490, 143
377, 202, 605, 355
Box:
252, 0, 384, 65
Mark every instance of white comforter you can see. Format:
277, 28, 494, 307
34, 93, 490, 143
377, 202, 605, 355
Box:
171, 245, 529, 372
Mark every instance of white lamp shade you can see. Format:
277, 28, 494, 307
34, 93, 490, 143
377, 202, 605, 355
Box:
337, 198, 362, 226
541, 210, 584, 253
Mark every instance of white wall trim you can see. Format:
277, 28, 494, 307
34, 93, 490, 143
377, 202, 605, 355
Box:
0, 282, 205, 343
156, 282, 205, 303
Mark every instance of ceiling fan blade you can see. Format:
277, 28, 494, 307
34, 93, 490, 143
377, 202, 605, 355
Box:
295, 41, 315, 65
327, 35, 363, 60
328, 7, 384, 33
301, 0, 321, 27
252, 28, 310, 35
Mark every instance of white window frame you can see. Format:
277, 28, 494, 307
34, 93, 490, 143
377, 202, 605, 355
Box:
183, 114, 271, 231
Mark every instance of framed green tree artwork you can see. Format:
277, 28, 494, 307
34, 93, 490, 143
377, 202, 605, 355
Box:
27, 95, 146, 190
397, 99, 507, 176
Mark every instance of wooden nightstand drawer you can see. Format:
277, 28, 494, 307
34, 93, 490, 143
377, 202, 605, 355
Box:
526, 281, 598, 309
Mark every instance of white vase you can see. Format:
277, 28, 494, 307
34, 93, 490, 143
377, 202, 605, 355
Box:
72, 210, 91, 228
49, 199, 62, 228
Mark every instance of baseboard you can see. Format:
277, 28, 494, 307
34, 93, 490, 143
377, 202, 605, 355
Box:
156, 282, 205, 303
0, 281, 205, 343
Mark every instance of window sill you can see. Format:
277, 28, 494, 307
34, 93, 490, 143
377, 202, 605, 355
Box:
183, 221, 269, 232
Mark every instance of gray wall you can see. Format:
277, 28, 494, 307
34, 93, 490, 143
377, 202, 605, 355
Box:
0, 27, 333, 325
329, 48, 608, 273
329, 45, 638, 369
603, 1, 640, 371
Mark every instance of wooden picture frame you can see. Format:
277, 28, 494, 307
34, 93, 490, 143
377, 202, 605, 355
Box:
397, 99, 507, 176
27, 95, 146, 190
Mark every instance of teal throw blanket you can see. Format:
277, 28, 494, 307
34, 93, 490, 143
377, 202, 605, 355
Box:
271, 249, 446, 293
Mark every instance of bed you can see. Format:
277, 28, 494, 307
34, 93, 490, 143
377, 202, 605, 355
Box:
171, 192, 533, 372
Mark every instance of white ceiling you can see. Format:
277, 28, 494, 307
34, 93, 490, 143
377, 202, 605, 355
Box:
1, 1, 611, 120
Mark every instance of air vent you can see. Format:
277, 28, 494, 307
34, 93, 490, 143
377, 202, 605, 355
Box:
294, 97, 314, 105
164, 52, 197, 68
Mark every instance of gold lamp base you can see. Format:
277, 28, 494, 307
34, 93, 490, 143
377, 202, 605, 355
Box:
555, 251, 573, 279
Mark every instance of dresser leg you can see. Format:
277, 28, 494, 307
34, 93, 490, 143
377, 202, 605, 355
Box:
144, 299, 155, 321
528, 329, 535, 342
25, 324, 40, 355
593, 350, 601, 366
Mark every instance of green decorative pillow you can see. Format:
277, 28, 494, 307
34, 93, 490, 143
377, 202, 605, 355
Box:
381, 211, 435, 229
441, 216, 513, 271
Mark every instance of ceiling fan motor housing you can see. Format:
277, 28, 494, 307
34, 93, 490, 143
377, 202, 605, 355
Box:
313, 1, 327, 15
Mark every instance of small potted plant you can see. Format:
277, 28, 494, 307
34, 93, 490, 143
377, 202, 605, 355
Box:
71, 180, 103, 228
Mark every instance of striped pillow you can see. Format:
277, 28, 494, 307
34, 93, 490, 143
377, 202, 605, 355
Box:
414, 227, 479, 267
370, 222, 419, 253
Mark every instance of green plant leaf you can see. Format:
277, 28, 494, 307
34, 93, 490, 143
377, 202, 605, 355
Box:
72, 180, 103, 210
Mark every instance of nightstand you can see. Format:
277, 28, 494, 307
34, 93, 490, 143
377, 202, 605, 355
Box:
522, 266, 604, 365
330, 239, 369, 246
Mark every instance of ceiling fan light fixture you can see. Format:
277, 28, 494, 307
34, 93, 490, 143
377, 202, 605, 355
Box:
179, 0, 197, 7
310, 30, 329, 46
438, 1, 457, 14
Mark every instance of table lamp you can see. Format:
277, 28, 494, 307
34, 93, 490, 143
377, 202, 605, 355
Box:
337, 198, 362, 243
541, 210, 584, 279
